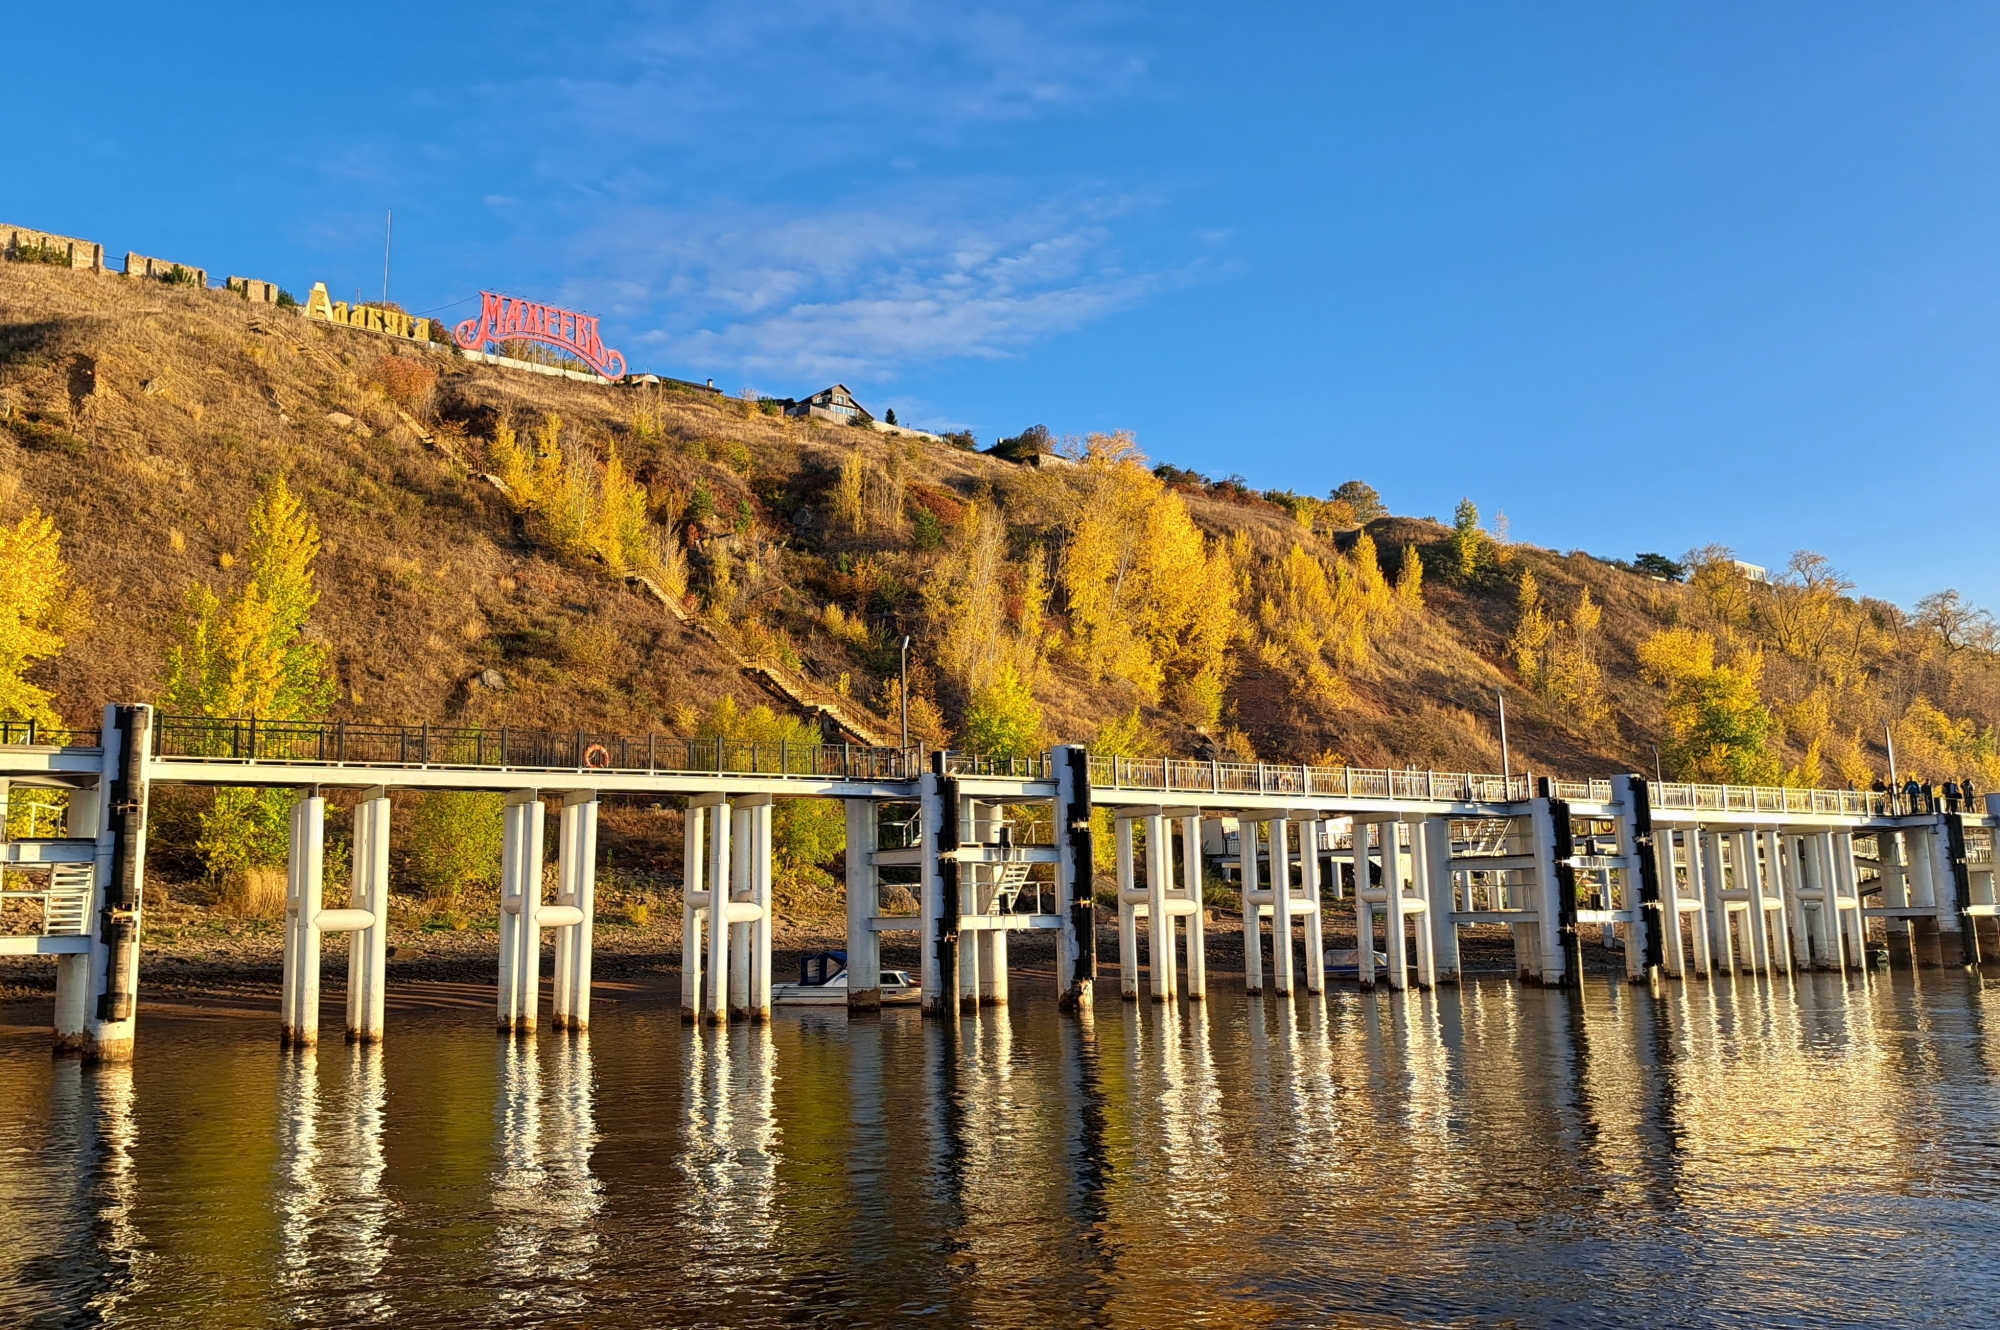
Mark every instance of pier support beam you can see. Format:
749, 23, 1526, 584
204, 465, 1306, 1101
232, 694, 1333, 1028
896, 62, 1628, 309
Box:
497, 790, 545, 1035
552, 792, 598, 1031
345, 788, 391, 1042
682, 794, 726, 1022
1146, 809, 1174, 1002
1423, 816, 1460, 985
1179, 813, 1207, 1000
1528, 786, 1572, 987
281, 793, 327, 1046
919, 767, 957, 1018
1271, 815, 1295, 994
845, 798, 882, 1012
1054, 745, 1095, 1012
81, 704, 149, 1063
1239, 817, 1264, 995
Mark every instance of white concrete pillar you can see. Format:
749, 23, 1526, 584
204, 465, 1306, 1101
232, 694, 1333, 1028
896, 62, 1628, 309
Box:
1832, 831, 1866, 965
1382, 821, 1409, 992
1406, 816, 1438, 990
845, 799, 882, 1011
497, 791, 545, 1034
345, 789, 391, 1042
1116, 814, 1139, 1000
1680, 828, 1712, 978
682, 798, 717, 1021
1239, 818, 1264, 995
1791, 832, 1818, 966
1355, 820, 1378, 989
705, 796, 733, 1023
282, 793, 326, 1046
730, 802, 754, 1019
745, 797, 772, 1021
1146, 811, 1174, 1001
1181, 814, 1207, 1000
1270, 815, 1294, 994
1703, 831, 1735, 973
1761, 830, 1794, 977
1294, 815, 1326, 994
1654, 826, 1685, 978
1424, 817, 1460, 984
553, 793, 598, 1031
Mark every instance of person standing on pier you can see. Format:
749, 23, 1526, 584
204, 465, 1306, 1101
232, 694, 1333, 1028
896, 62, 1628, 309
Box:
1944, 780, 1961, 813
1904, 777, 1923, 815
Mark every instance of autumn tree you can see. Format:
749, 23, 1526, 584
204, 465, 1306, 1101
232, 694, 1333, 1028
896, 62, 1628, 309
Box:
162, 477, 337, 877
1637, 626, 1780, 784
1058, 433, 1239, 724
962, 663, 1044, 758
0, 508, 76, 729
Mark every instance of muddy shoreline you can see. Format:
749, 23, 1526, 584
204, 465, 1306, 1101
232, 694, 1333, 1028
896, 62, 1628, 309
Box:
0, 904, 1577, 1009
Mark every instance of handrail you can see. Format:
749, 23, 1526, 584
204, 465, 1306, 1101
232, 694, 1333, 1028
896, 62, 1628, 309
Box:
1, 714, 1901, 817
0, 720, 102, 748
1083, 754, 1533, 803
150, 715, 920, 782
1650, 781, 1888, 817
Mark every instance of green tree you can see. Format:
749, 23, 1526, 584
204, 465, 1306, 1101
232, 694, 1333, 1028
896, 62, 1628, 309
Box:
1331, 479, 1386, 524
697, 697, 846, 883
1638, 627, 1780, 784
406, 792, 506, 899
962, 662, 1044, 759
162, 477, 336, 875
1451, 497, 1487, 582
0, 508, 73, 728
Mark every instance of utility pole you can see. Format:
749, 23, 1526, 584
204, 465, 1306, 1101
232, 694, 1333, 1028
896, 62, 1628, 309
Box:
382, 210, 393, 305
1497, 686, 1511, 781
1886, 721, 1899, 813
899, 635, 912, 755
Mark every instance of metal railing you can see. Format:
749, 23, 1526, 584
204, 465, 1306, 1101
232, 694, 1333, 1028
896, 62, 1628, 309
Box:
1086, 755, 1532, 803
1650, 782, 1888, 817
151, 716, 917, 782
0, 863, 92, 936
941, 751, 1054, 781
1550, 779, 1617, 803
0, 720, 101, 748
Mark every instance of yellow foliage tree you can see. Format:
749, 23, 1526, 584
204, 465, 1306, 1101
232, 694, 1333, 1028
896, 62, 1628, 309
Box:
1059, 434, 1239, 716
0, 508, 71, 729
1637, 626, 1780, 784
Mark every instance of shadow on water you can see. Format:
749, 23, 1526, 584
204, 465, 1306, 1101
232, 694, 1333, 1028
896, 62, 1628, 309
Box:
2, 969, 1998, 1328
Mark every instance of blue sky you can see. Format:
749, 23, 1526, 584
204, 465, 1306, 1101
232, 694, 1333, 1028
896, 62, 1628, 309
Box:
8, 2, 1998, 609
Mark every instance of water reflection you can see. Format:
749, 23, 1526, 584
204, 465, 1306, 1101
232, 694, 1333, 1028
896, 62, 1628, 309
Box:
273, 1044, 393, 1324
2, 972, 1998, 1327
490, 1035, 601, 1318
677, 1023, 779, 1302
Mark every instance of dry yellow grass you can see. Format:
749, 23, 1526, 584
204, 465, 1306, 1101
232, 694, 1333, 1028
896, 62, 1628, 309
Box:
4, 258, 1992, 788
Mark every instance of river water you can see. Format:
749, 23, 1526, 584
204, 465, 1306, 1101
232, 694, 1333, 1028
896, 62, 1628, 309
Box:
3, 972, 1998, 1328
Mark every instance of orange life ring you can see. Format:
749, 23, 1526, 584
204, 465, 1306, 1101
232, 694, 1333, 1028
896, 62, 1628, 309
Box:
583, 743, 611, 769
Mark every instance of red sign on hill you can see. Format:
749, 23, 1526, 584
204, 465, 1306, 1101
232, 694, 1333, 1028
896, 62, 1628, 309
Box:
455, 291, 627, 380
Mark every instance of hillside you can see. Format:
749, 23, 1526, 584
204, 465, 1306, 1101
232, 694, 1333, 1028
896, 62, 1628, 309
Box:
4, 256, 1998, 803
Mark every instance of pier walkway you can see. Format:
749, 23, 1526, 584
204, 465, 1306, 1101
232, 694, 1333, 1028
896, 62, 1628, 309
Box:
2, 705, 1993, 1061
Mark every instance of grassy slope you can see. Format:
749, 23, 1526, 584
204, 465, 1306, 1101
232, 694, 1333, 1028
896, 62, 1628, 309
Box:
3, 259, 1986, 792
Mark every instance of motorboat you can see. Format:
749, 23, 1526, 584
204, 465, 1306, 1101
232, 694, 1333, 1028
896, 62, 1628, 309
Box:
1323, 947, 1392, 978
773, 950, 921, 1006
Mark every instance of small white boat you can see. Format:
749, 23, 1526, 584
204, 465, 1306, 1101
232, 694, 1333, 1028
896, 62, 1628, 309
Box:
1323, 947, 1393, 978
773, 951, 921, 1006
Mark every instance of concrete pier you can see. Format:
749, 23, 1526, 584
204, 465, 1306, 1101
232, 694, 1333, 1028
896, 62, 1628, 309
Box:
8, 707, 1999, 1064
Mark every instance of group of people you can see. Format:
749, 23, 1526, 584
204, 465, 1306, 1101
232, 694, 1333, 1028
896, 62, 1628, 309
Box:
1871, 775, 1983, 815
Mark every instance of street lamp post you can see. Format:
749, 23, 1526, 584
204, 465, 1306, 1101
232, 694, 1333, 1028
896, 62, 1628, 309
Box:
900, 635, 912, 756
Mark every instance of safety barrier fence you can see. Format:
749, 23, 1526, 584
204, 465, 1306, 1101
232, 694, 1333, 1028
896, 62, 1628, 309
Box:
149, 716, 917, 782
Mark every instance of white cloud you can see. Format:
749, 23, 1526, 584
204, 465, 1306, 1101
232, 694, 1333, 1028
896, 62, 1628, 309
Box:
592, 186, 1179, 381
